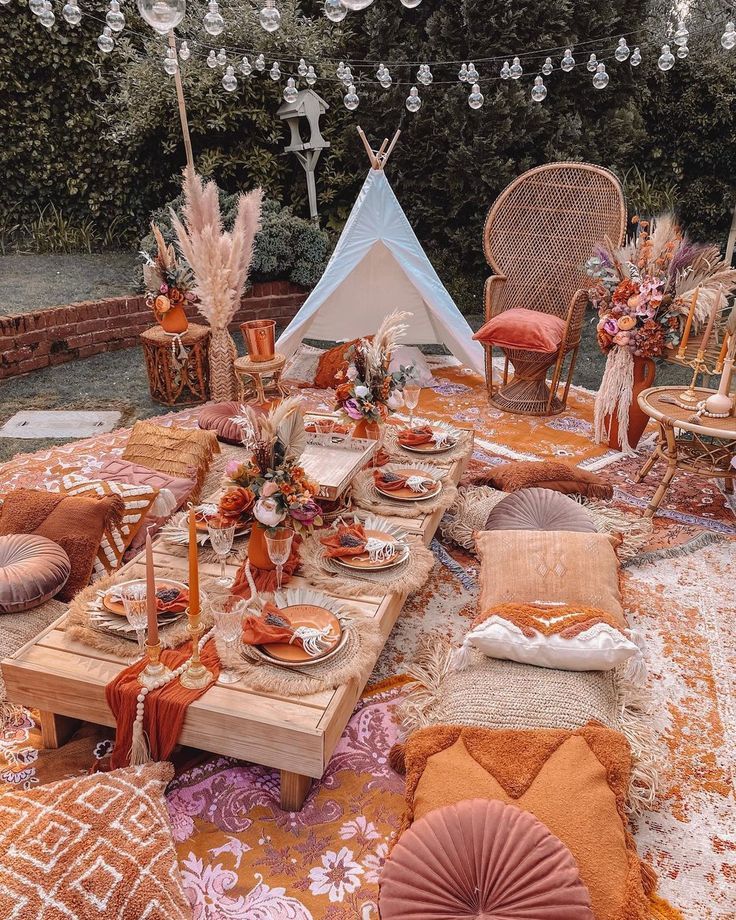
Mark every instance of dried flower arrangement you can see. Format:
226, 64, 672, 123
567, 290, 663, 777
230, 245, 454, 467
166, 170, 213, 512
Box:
141, 223, 196, 331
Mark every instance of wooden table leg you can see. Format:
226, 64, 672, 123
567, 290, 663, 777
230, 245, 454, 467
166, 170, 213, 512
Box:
280, 770, 312, 811
644, 425, 678, 518
40, 711, 78, 749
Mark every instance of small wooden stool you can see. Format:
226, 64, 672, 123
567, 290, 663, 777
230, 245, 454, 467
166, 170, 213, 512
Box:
234, 353, 288, 404
141, 323, 210, 406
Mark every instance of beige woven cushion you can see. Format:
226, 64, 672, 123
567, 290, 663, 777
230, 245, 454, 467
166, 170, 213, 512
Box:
0, 534, 71, 613
485, 488, 596, 533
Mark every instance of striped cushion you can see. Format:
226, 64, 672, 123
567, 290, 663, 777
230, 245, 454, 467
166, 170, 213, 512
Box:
58, 475, 159, 576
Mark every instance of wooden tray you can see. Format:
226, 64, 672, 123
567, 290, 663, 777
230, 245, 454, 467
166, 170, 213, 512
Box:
300, 428, 378, 501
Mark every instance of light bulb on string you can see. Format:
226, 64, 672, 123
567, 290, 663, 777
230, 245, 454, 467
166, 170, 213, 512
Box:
541, 57, 553, 75
298, 58, 308, 77
343, 83, 359, 110
673, 22, 689, 47
283, 77, 298, 103
222, 65, 237, 92
39, 1, 55, 28
324, 0, 347, 22
216, 48, 227, 67
468, 83, 484, 109
163, 46, 178, 74
207, 50, 217, 68
306, 65, 317, 85
340, 0, 375, 10
509, 57, 522, 79
337, 61, 346, 79
137, 0, 185, 34
630, 47, 641, 66
592, 62, 609, 88
458, 63, 468, 82
29, 0, 45, 16
417, 64, 433, 85
240, 55, 252, 75
467, 62, 479, 82
106, 0, 125, 31
203, 0, 224, 36
342, 66, 353, 86
62, 1, 82, 24
531, 75, 547, 102
399, 0, 422, 7
500, 61, 510, 79
721, 22, 735, 50
561, 48, 575, 71
615, 37, 630, 61
179, 40, 190, 61
379, 66, 392, 88
259, 0, 281, 33
269, 61, 281, 80
586, 53, 597, 72
405, 86, 421, 112
658, 44, 674, 70
255, 53, 266, 71
677, 44, 688, 59
97, 24, 114, 52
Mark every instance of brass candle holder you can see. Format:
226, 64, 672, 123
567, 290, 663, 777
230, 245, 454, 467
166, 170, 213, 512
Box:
179, 606, 214, 690
675, 349, 711, 409
139, 641, 173, 690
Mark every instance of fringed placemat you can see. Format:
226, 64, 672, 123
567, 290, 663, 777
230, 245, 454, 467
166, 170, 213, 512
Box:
298, 531, 435, 598
351, 468, 458, 519
383, 424, 474, 468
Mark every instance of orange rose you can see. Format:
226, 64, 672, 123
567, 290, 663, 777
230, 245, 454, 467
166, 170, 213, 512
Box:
335, 382, 353, 403
218, 487, 254, 520
169, 287, 185, 305
154, 294, 171, 314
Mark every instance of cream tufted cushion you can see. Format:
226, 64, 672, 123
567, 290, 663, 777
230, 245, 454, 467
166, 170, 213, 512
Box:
0, 534, 71, 613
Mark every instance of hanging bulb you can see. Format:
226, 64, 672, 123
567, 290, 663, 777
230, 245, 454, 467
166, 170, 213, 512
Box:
673, 22, 689, 46
269, 61, 281, 80
207, 50, 218, 68
500, 61, 510, 79
297, 58, 308, 77
561, 48, 575, 71
458, 63, 468, 82
630, 47, 641, 66
62, 1, 82, 24
343, 83, 359, 110
677, 44, 689, 59
405, 85, 421, 112
97, 24, 114, 52
541, 56, 553, 75
203, 0, 224, 35
324, 0, 347, 22
467, 62, 479, 82
509, 56, 522, 79
137, 0, 185, 33
592, 62, 609, 88
417, 64, 433, 85
39, 1, 55, 28
468, 83, 484, 109
341, 66, 353, 86
255, 53, 266, 71
306, 65, 317, 85
657, 44, 674, 70
587, 53, 597, 72
163, 46, 178, 75
283, 77, 298, 103
179, 40, 190, 61
399, 0, 422, 7
29, 0, 45, 15
240, 55, 252, 75
721, 22, 736, 50
259, 0, 281, 33
106, 0, 124, 31
531, 74, 547, 102
615, 37, 630, 61
216, 48, 227, 67
379, 66, 392, 88
340, 0, 375, 10
336, 60, 346, 79
222, 64, 237, 92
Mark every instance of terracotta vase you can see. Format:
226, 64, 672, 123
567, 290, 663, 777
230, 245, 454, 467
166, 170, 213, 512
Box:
158, 305, 189, 334
352, 418, 382, 440
247, 521, 275, 570
606, 356, 656, 450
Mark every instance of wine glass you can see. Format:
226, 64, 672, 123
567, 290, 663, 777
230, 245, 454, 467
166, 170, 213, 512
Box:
210, 593, 246, 685
207, 519, 237, 587
120, 582, 148, 657
403, 383, 421, 429
265, 527, 294, 591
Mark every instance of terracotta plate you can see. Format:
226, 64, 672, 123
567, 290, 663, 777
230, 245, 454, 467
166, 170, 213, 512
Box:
103, 579, 188, 616
401, 431, 457, 454
260, 605, 341, 664
333, 529, 408, 571
374, 468, 442, 502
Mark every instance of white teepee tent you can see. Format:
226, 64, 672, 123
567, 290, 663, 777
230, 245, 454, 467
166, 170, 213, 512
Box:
276, 134, 484, 375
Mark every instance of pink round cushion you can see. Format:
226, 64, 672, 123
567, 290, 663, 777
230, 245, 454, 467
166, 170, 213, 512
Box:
0, 534, 71, 614
485, 487, 597, 533
198, 402, 249, 445
379, 799, 593, 920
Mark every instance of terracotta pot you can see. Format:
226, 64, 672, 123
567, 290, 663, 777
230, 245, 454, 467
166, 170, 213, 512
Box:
158, 305, 189, 334
247, 521, 275, 570
606, 356, 656, 450
241, 319, 276, 362
352, 418, 382, 440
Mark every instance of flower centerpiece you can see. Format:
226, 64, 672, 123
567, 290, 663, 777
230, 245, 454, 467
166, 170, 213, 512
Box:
334, 310, 414, 438
586, 215, 736, 451
141, 223, 196, 335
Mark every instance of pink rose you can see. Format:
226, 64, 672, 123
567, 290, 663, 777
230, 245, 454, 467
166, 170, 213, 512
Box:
225, 459, 243, 478
261, 481, 280, 498
253, 497, 286, 528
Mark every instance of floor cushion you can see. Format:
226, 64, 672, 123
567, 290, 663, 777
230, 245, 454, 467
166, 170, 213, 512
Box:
0, 489, 123, 601
380, 798, 593, 919
0, 761, 191, 919
389, 345, 435, 388
314, 337, 364, 389
472, 308, 567, 353
0, 534, 71, 613
198, 401, 252, 445
485, 487, 597, 533
471, 460, 613, 500
400, 724, 652, 920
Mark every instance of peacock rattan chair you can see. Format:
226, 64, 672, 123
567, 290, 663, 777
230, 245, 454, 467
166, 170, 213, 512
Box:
482, 162, 626, 415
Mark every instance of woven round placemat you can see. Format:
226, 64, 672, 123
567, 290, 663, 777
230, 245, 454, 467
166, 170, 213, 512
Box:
351, 469, 458, 519
384, 425, 473, 468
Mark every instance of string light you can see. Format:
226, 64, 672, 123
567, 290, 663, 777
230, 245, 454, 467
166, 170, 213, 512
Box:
343, 83, 359, 109
106, 0, 125, 32
587, 52, 598, 71
399, 0, 422, 7
615, 37, 630, 61
97, 24, 114, 51
417, 63, 433, 84
500, 60, 510, 79
468, 82, 484, 108
269, 60, 281, 80
509, 56, 522, 78
222, 64, 237, 91
29, 0, 45, 16
137, 0, 184, 34
541, 56, 553, 75
630, 47, 642, 65
467, 61, 479, 81
179, 40, 190, 60
206, 49, 217, 67
722, 22, 736, 50
531, 74, 547, 101
298, 58, 308, 77
39, 0, 55, 28
677, 44, 689, 58
458, 63, 468, 81
283, 75, 298, 102
561, 48, 575, 71
673, 22, 689, 47
203, 0, 224, 36
62, 0, 81, 24
657, 44, 674, 70
323, 0, 347, 23
216, 47, 227, 66
254, 53, 266, 71
240, 54, 252, 74
592, 61, 609, 88
163, 45, 178, 73
405, 85, 421, 112
306, 65, 317, 85
258, 0, 280, 33
340, 0, 374, 10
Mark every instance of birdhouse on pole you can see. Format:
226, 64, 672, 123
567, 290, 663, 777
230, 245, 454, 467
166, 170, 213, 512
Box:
277, 89, 330, 223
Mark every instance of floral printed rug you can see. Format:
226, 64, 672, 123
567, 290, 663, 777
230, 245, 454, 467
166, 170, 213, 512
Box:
0, 364, 734, 918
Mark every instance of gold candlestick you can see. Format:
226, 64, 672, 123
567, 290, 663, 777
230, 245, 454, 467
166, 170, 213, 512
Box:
676, 352, 708, 409
179, 605, 213, 689
139, 641, 173, 690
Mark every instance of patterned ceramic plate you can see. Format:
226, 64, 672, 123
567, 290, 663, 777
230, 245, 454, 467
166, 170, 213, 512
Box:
374, 468, 443, 502
259, 605, 342, 664
332, 529, 410, 571
102, 579, 188, 616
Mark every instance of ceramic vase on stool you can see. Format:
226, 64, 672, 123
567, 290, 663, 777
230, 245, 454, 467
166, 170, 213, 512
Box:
158, 305, 189, 334
605, 356, 656, 450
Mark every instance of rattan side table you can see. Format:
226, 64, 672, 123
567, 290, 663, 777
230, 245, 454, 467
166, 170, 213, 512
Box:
636, 386, 736, 517
140, 323, 210, 406
234, 353, 288, 404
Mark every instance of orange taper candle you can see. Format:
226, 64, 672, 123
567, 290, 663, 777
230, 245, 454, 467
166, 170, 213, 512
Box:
677, 286, 699, 357
145, 531, 158, 647
716, 332, 730, 374
188, 507, 199, 617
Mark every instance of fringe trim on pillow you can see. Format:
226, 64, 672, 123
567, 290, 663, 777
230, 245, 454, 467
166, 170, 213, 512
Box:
623, 531, 727, 569
648, 892, 685, 919
577, 497, 653, 561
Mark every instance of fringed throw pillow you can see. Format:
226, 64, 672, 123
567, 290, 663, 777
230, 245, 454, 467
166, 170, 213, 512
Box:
470, 460, 613, 500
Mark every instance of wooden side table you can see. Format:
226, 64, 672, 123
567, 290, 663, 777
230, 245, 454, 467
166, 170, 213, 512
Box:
234, 353, 288, 404
140, 323, 210, 406
636, 386, 736, 517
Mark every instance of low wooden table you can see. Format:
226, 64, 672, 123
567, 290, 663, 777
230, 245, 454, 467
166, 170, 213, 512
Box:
636, 386, 736, 517
234, 353, 288, 404
3, 438, 471, 811
141, 323, 210, 406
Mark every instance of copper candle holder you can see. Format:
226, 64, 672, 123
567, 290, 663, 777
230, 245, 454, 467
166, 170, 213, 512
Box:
179, 606, 214, 690
139, 641, 173, 690
241, 319, 276, 363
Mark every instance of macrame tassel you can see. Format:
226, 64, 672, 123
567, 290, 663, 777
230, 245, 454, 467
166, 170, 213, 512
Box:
594, 346, 636, 454
449, 640, 474, 672
129, 718, 151, 766
624, 628, 649, 687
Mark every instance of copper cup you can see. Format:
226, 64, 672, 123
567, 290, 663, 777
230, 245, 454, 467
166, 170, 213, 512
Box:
241, 319, 276, 362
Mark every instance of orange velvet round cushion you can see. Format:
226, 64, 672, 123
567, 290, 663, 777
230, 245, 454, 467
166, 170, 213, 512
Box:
198, 402, 250, 445
0, 534, 71, 613
472, 308, 566, 353
485, 488, 597, 533
379, 798, 593, 919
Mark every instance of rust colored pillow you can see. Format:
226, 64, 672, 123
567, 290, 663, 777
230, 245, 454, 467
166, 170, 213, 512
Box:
472, 460, 613, 500
475, 529, 625, 625
0, 761, 191, 919
485, 488, 597, 533
314, 337, 364, 389
472, 308, 566, 353
0, 489, 123, 601
0, 534, 71, 613
400, 725, 652, 920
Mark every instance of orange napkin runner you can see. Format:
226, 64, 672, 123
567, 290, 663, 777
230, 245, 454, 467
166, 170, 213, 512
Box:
397, 425, 434, 447
320, 523, 367, 558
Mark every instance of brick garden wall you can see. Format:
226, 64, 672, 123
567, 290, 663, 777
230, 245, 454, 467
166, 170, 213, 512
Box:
0, 281, 307, 380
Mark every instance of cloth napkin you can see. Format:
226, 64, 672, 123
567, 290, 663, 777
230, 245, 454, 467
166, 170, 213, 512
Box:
320, 523, 368, 558
242, 603, 301, 646
397, 426, 435, 447
155, 588, 189, 613
373, 470, 432, 492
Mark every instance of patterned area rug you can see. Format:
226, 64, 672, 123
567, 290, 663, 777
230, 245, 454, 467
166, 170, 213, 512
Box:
0, 363, 734, 918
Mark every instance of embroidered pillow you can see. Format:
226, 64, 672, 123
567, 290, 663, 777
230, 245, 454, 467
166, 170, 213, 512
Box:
472, 308, 567, 353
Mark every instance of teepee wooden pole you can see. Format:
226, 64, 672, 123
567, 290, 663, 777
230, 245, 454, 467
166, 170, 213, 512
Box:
382, 130, 401, 168
356, 126, 379, 169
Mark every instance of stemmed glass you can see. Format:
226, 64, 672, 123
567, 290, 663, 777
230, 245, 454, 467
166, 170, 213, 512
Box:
207, 520, 237, 587
210, 594, 246, 685
265, 527, 294, 591
403, 383, 421, 429
120, 582, 148, 658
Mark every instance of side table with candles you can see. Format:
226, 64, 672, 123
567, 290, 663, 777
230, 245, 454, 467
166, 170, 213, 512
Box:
234, 352, 289, 405
141, 323, 210, 406
635, 385, 736, 517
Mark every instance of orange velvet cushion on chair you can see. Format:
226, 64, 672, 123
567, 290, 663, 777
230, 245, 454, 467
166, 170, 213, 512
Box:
473, 308, 567, 353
